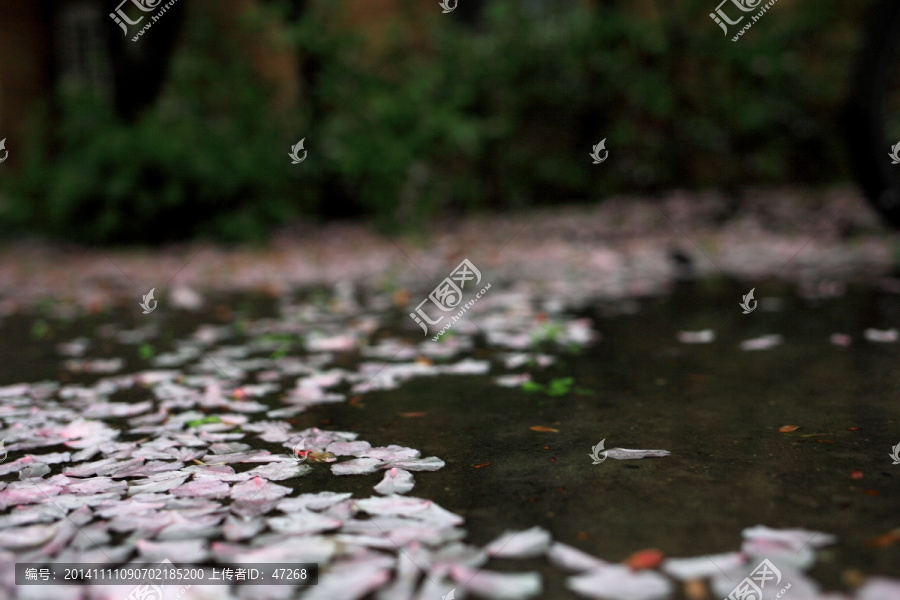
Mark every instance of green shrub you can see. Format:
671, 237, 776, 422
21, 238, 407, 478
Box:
0, 0, 870, 241
295, 0, 866, 227
0, 9, 307, 243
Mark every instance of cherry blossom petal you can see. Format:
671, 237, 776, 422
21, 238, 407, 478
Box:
451, 565, 542, 600
566, 566, 671, 600
332, 458, 386, 476
485, 526, 552, 558
374, 468, 415, 495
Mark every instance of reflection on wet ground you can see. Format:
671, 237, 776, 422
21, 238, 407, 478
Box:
1, 277, 899, 599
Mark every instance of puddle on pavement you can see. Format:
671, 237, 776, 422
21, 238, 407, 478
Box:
3, 278, 900, 599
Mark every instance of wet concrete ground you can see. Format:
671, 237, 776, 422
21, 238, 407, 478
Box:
3, 275, 900, 599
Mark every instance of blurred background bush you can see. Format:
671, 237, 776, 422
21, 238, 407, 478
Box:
0, 0, 871, 243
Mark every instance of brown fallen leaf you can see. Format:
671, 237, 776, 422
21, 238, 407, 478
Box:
866, 530, 900, 547
215, 304, 233, 321
851, 470, 863, 480
263, 282, 282, 298
530, 426, 559, 432
842, 569, 866, 587
473, 463, 491, 469
848, 426, 862, 431
779, 425, 801, 433
625, 548, 665, 570
306, 451, 337, 463
685, 579, 709, 600
415, 357, 434, 366
392, 289, 410, 307
400, 412, 426, 418
816, 439, 837, 444
862, 489, 881, 496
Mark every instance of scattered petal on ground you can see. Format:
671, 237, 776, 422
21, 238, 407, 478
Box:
386, 456, 445, 472
742, 525, 838, 551
603, 448, 670, 460
171, 478, 231, 499
302, 557, 393, 600
230, 477, 290, 502
374, 468, 415, 495
485, 526, 552, 558
276, 492, 353, 512
332, 458, 386, 475
677, 330, 715, 344
864, 328, 898, 343
662, 552, 746, 581
138, 539, 210, 564
740, 334, 783, 351
495, 373, 532, 387
547, 542, 612, 572
0, 268, 896, 600
857, 577, 900, 600
566, 565, 672, 600
267, 511, 343, 535
831, 333, 852, 346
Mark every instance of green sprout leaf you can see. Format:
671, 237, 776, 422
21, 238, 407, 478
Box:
546, 377, 574, 396
187, 415, 222, 427
31, 319, 50, 340
522, 381, 544, 393
271, 342, 291, 360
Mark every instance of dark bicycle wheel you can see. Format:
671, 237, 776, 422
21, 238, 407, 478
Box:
844, 0, 900, 227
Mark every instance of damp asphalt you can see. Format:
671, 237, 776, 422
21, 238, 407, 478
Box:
4, 275, 900, 599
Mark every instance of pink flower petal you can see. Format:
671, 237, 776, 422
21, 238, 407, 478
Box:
485, 526, 551, 558
374, 468, 415, 495
171, 478, 231, 499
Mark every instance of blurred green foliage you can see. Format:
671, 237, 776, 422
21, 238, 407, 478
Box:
0, 0, 869, 242
316, 0, 865, 222
0, 10, 304, 243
